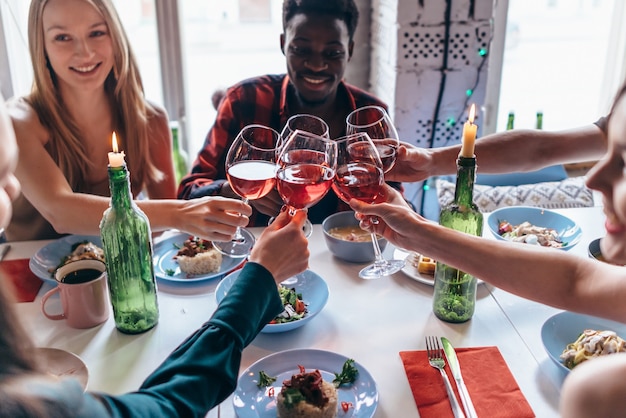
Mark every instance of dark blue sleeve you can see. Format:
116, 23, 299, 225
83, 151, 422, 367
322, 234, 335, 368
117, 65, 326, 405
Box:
96, 262, 283, 418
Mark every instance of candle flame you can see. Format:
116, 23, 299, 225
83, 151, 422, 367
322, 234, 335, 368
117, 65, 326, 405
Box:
112, 132, 119, 153
468, 104, 476, 124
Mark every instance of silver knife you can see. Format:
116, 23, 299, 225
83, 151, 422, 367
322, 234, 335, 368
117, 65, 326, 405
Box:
441, 337, 478, 418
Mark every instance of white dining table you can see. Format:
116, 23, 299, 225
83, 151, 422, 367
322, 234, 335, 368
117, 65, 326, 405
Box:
4, 205, 606, 418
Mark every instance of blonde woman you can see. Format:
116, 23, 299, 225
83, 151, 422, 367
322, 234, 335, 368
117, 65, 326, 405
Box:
6, 0, 250, 242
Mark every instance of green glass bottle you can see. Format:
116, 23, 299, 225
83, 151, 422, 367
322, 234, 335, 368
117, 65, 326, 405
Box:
100, 160, 159, 334
506, 111, 515, 130
170, 121, 189, 184
432, 156, 483, 323
536, 111, 543, 130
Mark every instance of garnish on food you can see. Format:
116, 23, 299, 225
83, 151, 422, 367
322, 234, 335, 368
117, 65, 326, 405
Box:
257, 370, 277, 388
332, 358, 359, 387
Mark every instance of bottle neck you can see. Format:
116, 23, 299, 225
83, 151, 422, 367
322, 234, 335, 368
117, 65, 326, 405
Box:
108, 165, 133, 209
453, 156, 477, 207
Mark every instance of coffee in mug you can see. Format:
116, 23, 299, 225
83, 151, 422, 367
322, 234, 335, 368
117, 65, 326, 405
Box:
41, 259, 110, 329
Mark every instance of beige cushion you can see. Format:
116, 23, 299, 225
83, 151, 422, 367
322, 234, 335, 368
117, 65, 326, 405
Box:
436, 176, 594, 212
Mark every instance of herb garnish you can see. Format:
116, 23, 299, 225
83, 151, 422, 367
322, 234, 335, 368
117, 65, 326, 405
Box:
165, 268, 176, 276
257, 370, 277, 388
333, 359, 358, 387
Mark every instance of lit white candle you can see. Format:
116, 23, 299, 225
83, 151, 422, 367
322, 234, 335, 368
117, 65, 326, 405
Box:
108, 132, 126, 167
460, 104, 478, 158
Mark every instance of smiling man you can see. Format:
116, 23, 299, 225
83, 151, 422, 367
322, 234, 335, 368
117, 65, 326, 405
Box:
179, 0, 392, 227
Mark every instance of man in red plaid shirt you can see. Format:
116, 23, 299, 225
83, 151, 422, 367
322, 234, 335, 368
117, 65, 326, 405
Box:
178, 0, 401, 226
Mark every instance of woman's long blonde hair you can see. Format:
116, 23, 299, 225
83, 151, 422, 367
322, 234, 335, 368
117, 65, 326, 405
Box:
26, 0, 161, 192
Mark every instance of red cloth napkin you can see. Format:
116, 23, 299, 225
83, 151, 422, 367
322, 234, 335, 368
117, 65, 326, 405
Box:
400, 346, 535, 418
0, 259, 43, 303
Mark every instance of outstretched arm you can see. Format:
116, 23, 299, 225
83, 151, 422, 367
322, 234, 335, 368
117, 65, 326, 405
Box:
388, 124, 606, 183
350, 185, 626, 323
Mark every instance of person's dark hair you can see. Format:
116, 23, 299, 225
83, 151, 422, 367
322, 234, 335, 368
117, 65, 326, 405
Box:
282, 0, 359, 41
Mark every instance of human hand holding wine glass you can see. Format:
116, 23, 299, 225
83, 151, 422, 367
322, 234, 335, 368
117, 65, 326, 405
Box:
213, 124, 279, 257
332, 132, 405, 279
276, 130, 337, 237
346, 105, 399, 174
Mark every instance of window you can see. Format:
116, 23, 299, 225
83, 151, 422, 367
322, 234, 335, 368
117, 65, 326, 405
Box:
496, 0, 623, 131
179, 0, 284, 157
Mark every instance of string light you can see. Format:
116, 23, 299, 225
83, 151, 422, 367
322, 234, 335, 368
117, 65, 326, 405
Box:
465, 89, 473, 97
478, 48, 487, 56
446, 117, 456, 126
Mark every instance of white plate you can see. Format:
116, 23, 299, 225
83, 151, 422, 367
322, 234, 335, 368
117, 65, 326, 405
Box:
541, 311, 626, 373
36, 347, 89, 391
216, 269, 329, 333
153, 232, 245, 284
30, 235, 102, 283
394, 249, 484, 286
234, 349, 378, 417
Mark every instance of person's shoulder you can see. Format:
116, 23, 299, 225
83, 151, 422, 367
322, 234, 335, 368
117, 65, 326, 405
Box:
341, 81, 388, 109
5, 96, 48, 142
146, 100, 168, 122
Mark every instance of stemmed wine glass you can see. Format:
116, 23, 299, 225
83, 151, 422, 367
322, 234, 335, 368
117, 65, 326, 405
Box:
332, 132, 405, 279
275, 130, 337, 237
213, 124, 279, 257
280, 114, 330, 147
346, 105, 400, 173
272, 115, 331, 235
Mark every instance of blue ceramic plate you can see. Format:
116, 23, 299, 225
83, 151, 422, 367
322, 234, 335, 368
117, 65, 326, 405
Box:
541, 311, 626, 373
153, 232, 244, 284
216, 269, 329, 333
234, 349, 378, 418
487, 206, 582, 250
29, 235, 102, 283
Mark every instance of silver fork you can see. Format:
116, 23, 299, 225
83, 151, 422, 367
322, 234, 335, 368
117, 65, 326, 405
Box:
425, 336, 466, 418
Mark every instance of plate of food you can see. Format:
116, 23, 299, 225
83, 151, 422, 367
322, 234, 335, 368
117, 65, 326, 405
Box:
29, 235, 104, 283
153, 233, 244, 284
487, 206, 582, 250
234, 348, 377, 418
36, 347, 89, 391
541, 311, 626, 373
393, 249, 436, 285
393, 249, 484, 286
216, 269, 329, 333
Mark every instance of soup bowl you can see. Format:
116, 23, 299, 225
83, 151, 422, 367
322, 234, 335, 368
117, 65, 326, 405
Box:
322, 211, 387, 263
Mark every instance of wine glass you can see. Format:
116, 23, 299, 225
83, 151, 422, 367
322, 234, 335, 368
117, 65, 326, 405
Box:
213, 125, 279, 257
279, 114, 330, 148
346, 105, 400, 173
272, 114, 331, 234
275, 130, 337, 237
332, 132, 405, 279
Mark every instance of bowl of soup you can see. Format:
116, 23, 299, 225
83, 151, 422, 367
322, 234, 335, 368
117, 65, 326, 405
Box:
322, 211, 387, 263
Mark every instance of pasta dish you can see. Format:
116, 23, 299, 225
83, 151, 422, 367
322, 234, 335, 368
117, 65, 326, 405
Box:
560, 329, 626, 369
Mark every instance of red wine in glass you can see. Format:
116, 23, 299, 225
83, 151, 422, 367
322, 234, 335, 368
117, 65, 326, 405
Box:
277, 163, 334, 210
227, 161, 276, 200
332, 163, 383, 204
375, 142, 397, 173
334, 132, 404, 279
213, 124, 279, 257
346, 106, 400, 173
